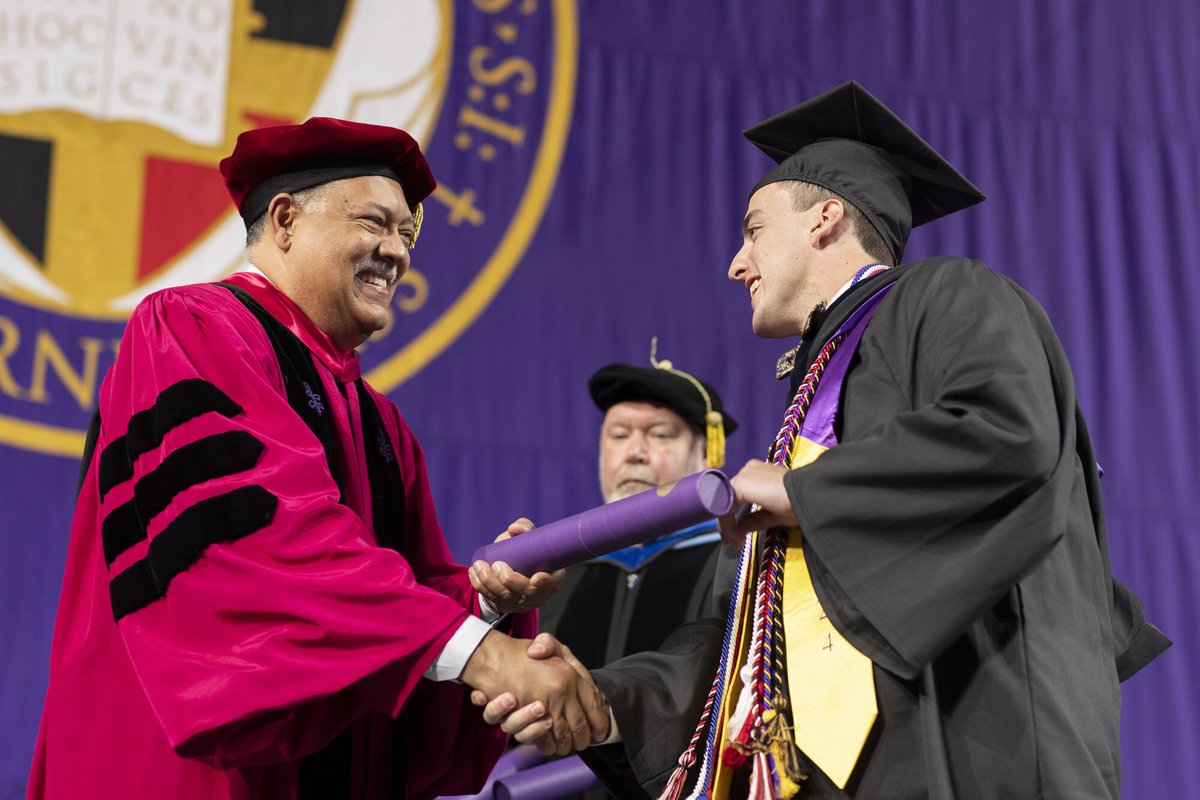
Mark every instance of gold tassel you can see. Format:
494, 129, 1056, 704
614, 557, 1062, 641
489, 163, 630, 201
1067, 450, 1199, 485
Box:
649, 337, 725, 468
410, 202, 424, 247
762, 701, 806, 799
706, 410, 726, 469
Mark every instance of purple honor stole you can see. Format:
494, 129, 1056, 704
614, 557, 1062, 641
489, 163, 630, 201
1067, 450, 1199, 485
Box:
659, 283, 895, 800
795, 284, 895, 453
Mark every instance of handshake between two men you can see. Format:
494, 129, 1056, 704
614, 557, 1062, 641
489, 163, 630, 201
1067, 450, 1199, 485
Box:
458, 517, 614, 756
465, 630, 608, 756
459, 462, 798, 757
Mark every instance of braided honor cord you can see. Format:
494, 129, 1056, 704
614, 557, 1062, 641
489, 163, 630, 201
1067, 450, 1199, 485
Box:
657, 330, 851, 800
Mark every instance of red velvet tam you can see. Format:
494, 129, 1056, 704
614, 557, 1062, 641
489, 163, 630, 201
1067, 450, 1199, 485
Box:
219, 117, 437, 227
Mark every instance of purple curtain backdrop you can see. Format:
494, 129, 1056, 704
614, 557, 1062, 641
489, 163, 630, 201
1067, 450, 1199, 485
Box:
2, 1, 1194, 797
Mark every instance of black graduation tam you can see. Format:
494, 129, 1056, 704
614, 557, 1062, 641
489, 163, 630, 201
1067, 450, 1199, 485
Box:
589, 361, 737, 468
589, 363, 738, 436
219, 117, 436, 227
744, 81, 984, 264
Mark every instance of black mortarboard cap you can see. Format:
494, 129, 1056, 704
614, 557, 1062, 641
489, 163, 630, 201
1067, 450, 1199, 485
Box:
588, 364, 738, 437
744, 81, 984, 264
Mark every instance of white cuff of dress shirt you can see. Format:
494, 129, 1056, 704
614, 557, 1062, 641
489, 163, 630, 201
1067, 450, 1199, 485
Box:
422, 594, 507, 682
600, 706, 621, 745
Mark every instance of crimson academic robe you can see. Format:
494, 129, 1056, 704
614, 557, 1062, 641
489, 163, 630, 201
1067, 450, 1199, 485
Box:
28, 271, 532, 800
591, 258, 1169, 799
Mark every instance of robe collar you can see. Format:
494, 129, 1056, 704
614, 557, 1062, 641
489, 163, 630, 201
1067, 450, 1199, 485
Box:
775, 264, 891, 381
785, 264, 907, 395
223, 269, 363, 383
589, 520, 720, 572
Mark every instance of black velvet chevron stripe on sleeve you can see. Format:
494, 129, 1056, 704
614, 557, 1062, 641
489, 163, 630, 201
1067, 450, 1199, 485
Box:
101, 502, 143, 569
101, 430, 266, 568
98, 379, 243, 501
109, 485, 279, 622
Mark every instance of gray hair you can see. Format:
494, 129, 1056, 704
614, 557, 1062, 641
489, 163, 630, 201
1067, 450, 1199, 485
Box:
245, 183, 331, 247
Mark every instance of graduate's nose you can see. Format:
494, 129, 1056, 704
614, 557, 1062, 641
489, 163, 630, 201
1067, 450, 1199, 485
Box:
729, 242, 750, 282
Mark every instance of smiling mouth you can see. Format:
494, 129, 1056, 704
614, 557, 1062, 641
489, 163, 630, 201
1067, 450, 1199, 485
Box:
748, 278, 761, 297
358, 273, 392, 289
354, 262, 398, 295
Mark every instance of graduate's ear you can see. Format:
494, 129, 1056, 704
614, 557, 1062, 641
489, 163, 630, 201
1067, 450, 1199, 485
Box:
809, 197, 846, 250
267, 193, 300, 251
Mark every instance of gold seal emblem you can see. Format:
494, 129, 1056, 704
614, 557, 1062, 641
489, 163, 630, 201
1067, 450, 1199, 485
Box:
0, 0, 577, 454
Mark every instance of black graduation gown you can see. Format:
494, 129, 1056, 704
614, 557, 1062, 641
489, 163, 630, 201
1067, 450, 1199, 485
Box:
591, 258, 1169, 800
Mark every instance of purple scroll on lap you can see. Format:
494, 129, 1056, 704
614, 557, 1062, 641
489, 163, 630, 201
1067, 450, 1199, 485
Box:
492, 755, 599, 800
471, 469, 734, 575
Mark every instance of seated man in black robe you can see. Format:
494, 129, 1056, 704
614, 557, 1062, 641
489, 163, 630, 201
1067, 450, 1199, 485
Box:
478, 359, 738, 799
539, 358, 738, 669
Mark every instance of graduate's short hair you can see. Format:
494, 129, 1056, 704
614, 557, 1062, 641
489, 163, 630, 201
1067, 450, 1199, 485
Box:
245, 183, 330, 247
784, 180, 894, 267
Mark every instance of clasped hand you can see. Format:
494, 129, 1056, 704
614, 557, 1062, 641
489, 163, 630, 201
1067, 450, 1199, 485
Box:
469, 518, 565, 614
462, 632, 610, 756
716, 460, 798, 545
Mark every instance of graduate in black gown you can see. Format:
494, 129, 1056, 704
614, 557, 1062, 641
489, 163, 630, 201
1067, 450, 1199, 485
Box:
480, 81, 1170, 800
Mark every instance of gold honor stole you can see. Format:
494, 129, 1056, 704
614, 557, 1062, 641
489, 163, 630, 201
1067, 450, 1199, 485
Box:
711, 284, 894, 796
780, 440, 876, 789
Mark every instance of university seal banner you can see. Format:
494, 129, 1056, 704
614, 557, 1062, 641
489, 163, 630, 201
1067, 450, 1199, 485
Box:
2, 2, 1195, 798
0, 0, 576, 456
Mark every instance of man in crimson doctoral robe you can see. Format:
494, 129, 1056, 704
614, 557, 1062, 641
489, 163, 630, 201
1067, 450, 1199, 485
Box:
27, 117, 609, 800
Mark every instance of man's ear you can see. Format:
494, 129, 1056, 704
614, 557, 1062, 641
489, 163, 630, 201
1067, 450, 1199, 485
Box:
267, 193, 299, 250
810, 197, 846, 249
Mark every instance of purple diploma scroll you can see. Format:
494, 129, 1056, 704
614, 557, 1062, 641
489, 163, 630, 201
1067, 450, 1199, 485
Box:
493, 755, 599, 800
471, 469, 734, 574
435, 745, 548, 800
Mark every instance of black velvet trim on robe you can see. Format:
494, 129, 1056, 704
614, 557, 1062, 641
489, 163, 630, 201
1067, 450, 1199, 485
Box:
102, 430, 264, 567
98, 379, 243, 500
109, 485, 278, 621
218, 283, 409, 800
